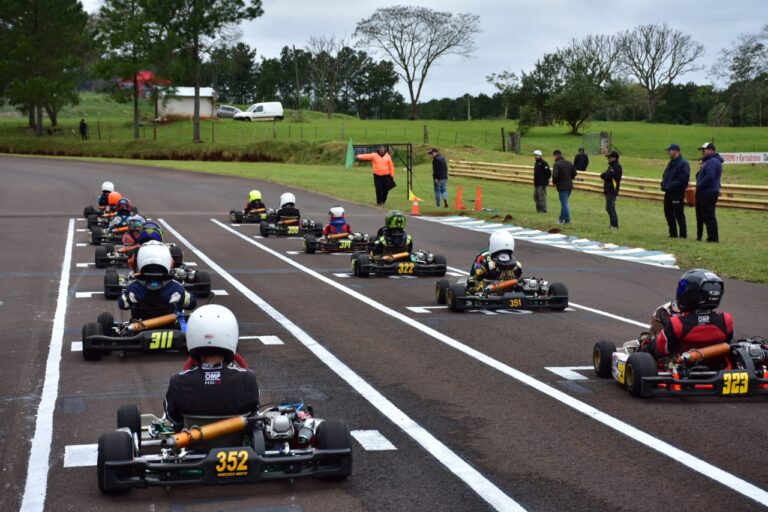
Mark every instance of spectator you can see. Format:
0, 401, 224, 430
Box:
552, 150, 577, 225
696, 142, 723, 243
79, 118, 88, 141
532, 150, 551, 213
356, 145, 395, 206
601, 151, 623, 230
661, 143, 690, 239
573, 147, 589, 171
429, 148, 449, 208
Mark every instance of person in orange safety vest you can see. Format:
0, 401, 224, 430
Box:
356, 145, 395, 206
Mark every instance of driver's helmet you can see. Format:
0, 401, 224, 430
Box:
488, 230, 516, 269
676, 269, 724, 313
116, 198, 132, 215
138, 222, 164, 244
186, 305, 239, 362
107, 191, 122, 207
279, 192, 296, 208
127, 215, 145, 234
101, 181, 115, 193
248, 189, 262, 203
329, 206, 345, 220
136, 241, 172, 291
385, 210, 406, 230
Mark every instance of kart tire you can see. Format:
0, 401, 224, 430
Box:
303, 235, 316, 254
432, 254, 447, 276
169, 245, 184, 267
86, 214, 99, 228
84, 206, 97, 218
316, 419, 352, 480
352, 254, 369, 278
435, 279, 450, 305
193, 270, 211, 298
104, 270, 121, 300
97, 431, 133, 495
259, 221, 270, 237
82, 322, 103, 361
547, 282, 569, 311
97, 312, 114, 336
625, 352, 657, 398
94, 246, 109, 268
116, 404, 142, 451
229, 209, 243, 223
90, 227, 102, 245
593, 340, 616, 378
447, 283, 466, 312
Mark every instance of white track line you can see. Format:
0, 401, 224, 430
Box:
351, 430, 397, 451
20, 219, 75, 512
212, 219, 768, 507
159, 219, 522, 512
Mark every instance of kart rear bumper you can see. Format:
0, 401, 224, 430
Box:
639, 372, 768, 397
84, 329, 186, 353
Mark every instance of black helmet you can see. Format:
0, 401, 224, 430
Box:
675, 269, 724, 312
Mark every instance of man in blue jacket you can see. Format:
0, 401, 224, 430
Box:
661, 143, 690, 238
696, 142, 723, 243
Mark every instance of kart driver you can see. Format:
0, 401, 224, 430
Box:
641, 269, 734, 359
108, 198, 134, 230
122, 215, 145, 246
118, 241, 195, 319
106, 191, 122, 213
323, 206, 353, 236
97, 181, 115, 210
372, 210, 412, 256
245, 189, 266, 212
467, 230, 523, 293
276, 192, 300, 222
164, 304, 260, 427
126, 222, 165, 271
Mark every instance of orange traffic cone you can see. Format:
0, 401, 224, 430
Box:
474, 186, 483, 211
410, 198, 421, 216
455, 184, 467, 210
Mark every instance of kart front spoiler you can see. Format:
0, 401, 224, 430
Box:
84, 329, 186, 353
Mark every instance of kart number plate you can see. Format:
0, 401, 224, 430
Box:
616, 361, 626, 384
397, 262, 414, 274
508, 298, 523, 308
287, 226, 299, 235
149, 331, 174, 350
338, 239, 351, 249
215, 450, 248, 477
722, 371, 749, 395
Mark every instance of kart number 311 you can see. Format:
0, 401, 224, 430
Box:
149, 331, 173, 350
722, 371, 749, 395
215, 450, 248, 476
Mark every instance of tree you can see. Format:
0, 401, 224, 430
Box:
717, 27, 768, 126
205, 42, 258, 103
355, 5, 480, 119
305, 36, 351, 118
486, 71, 519, 119
619, 23, 704, 121
158, 0, 263, 142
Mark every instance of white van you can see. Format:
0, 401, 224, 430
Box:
233, 102, 284, 122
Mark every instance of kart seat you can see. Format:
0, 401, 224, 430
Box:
182, 415, 246, 449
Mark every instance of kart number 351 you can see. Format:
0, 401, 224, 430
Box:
215, 450, 248, 477
508, 298, 522, 308
722, 371, 749, 395
397, 262, 414, 274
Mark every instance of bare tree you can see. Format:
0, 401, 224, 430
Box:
355, 5, 480, 119
305, 35, 351, 118
716, 28, 768, 125
619, 23, 704, 121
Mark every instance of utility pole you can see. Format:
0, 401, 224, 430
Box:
466, 95, 471, 121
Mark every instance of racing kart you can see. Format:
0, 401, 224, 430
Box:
259, 218, 323, 238
95, 243, 184, 270
303, 232, 372, 254
435, 276, 568, 312
593, 336, 768, 398
104, 266, 211, 300
81, 310, 188, 361
97, 400, 352, 494
350, 250, 447, 278
86, 211, 114, 229
90, 225, 127, 246
229, 207, 276, 224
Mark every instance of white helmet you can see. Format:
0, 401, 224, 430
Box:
329, 206, 345, 218
102, 181, 115, 193
279, 192, 296, 208
186, 304, 239, 359
136, 240, 172, 274
489, 230, 515, 257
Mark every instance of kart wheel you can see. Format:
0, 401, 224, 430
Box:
116, 404, 142, 451
97, 431, 133, 495
316, 419, 352, 480
625, 352, 657, 398
104, 271, 120, 300
352, 254, 369, 278
303, 235, 316, 254
593, 340, 616, 378
259, 221, 270, 237
86, 214, 98, 228
90, 227, 102, 245
447, 283, 466, 312
169, 245, 184, 267
432, 254, 447, 276
229, 209, 239, 223
95, 246, 109, 268
84, 206, 97, 218
547, 282, 569, 311
82, 322, 103, 361
193, 270, 211, 297
97, 312, 115, 336
435, 279, 450, 305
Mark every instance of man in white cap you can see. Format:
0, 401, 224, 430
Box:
695, 142, 723, 242
533, 150, 551, 213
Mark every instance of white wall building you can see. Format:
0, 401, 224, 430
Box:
158, 87, 216, 119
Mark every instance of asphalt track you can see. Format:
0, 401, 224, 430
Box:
1, 155, 766, 512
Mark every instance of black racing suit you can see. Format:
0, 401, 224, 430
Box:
164, 362, 260, 428
277, 205, 300, 222
371, 228, 413, 256
467, 251, 523, 292
245, 199, 267, 212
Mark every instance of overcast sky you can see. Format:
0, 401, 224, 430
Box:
81, 0, 767, 100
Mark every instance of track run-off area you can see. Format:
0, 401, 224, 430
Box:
1, 155, 767, 512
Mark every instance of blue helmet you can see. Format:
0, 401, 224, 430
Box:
138, 222, 164, 244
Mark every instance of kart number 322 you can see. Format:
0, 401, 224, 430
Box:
215, 450, 248, 477
397, 262, 414, 274
722, 371, 749, 395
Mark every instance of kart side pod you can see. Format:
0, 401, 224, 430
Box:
679, 342, 731, 366
128, 313, 178, 333
486, 279, 519, 294
382, 252, 410, 263
162, 415, 247, 449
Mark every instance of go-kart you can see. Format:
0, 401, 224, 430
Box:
435, 276, 568, 312
104, 266, 211, 300
259, 218, 323, 238
86, 210, 115, 229
97, 399, 352, 494
593, 336, 768, 398
81, 310, 189, 361
95, 242, 183, 270
303, 232, 372, 254
229, 207, 276, 224
90, 225, 128, 246
350, 250, 447, 278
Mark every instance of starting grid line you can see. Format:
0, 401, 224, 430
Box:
416, 216, 678, 268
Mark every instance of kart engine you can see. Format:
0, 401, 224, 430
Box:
171, 267, 189, 281
732, 338, 768, 366
264, 413, 295, 441
351, 233, 368, 242
520, 278, 548, 293
414, 250, 432, 263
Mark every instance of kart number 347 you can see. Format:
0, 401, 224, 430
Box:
397, 262, 414, 274
215, 450, 248, 477
722, 371, 749, 395
338, 239, 351, 249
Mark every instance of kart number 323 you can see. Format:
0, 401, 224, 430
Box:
215, 450, 248, 477
397, 262, 414, 274
722, 371, 749, 395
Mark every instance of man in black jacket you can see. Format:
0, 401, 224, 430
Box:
552, 150, 577, 224
661, 143, 690, 238
573, 148, 589, 171
429, 148, 449, 207
532, 150, 551, 212
601, 151, 623, 229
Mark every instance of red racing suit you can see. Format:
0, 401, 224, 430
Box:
323, 218, 353, 236
653, 310, 734, 358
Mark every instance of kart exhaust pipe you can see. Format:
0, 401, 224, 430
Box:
328, 232, 351, 240
486, 279, 518, 294
382, 252, 410, 263
280, 218, 299, 225
114, 226, 128, 233
162, 415, 247, 449
249, 208, 266, 213
119, 244, 138, 254
679, 342, 731, 366
128, 313, 177, 333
